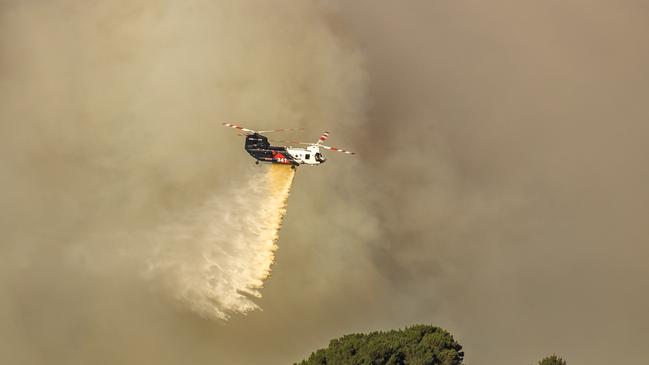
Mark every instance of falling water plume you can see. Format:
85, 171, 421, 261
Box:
146, 164, 296, 320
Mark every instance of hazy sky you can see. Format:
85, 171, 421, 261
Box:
1, 1, 648, 364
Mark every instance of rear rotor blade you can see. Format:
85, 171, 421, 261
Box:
269, 139, 310, 145
222, 122, 255, 134
257, 127, 304, 133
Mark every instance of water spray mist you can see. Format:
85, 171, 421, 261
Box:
146, 165, 295, 320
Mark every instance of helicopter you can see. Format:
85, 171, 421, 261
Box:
222, 122, 355, 168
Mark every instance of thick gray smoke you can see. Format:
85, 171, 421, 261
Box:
2, 1, 648, 365
0, 1, 366, 364
326, 2, 649, 365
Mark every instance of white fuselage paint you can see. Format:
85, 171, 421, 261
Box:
285, 145, 324, 166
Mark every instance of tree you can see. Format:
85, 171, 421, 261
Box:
295, 325, 464, 365
538, 354, 567, 365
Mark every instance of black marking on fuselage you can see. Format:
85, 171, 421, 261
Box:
244, 133, 299, 165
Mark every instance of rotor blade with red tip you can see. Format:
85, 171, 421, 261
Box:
320, 145, 355, 155
316, 131, 330, 145
222, 122, 255, 134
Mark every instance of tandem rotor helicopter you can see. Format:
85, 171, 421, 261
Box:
222, 122, 355, 168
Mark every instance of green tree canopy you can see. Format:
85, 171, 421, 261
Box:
538, 354, 567, 365
295, 325, 464, 365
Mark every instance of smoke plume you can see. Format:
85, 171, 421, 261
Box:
2, 1, 648, 365
0, 1, 365, 364
146, 165, 295, 319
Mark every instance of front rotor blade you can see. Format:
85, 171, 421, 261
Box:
320, 145, 355, 155
316, 131, 330, 145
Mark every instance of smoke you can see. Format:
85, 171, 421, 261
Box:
146, 165, 295, 319
0, 1, 366, 364
323, 2, 649, 365
2, 1, 648, 365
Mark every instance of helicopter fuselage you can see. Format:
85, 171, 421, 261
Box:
244, 133, 325, 167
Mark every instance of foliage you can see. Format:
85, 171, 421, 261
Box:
295, 325, 464, 365
537, 354, 567, 365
